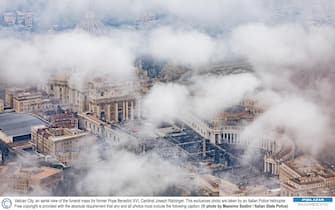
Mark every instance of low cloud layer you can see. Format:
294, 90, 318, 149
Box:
229, 23, 335, 158
0, 30, 137, 85
143, 83, 189, 124
148, 27, 217, 67
143, 73, 260, 123
190, 74, 260, 119
75, 140, 192, 196
231, 23, 335, 72
241, 97, 331, 156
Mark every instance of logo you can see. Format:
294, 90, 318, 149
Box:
1, 198, 12, 209
293, 197, 333, 202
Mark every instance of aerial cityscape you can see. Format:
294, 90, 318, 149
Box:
0, 0, 335, 197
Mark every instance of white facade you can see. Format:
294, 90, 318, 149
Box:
183, 114, 278, 153
78, 113, 132, 145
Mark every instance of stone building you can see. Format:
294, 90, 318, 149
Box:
183, 104, 277, 154
16, 11, 33, 29
13, 92, 56, 113
197, 174, 279, 196
47, 112, 78, 129
0, 163, 63, 195
3, 11, 33, 30
279, 156, 335, 196
47, 76, 142, 123
31, 126, 95, 166
47, 77, 88, 113
5, 87, 25, 107
263, 145, 294, 176
5, 87, 57, 113
3, 12, 16, 25
0, 99, 3, 112
87, 79, 139, 123
78, 112, 130, 144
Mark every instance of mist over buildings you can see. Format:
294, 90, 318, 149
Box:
1, 0, 335, 196
75, 141, 194, 196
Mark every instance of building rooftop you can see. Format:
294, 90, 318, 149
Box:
281, 156, 335, 191
50, 129, 89, 142
286, 156, 335, 178
79, 112, 104, 125
0, 112, 48, 136
33, 126, 91, 143
14, 91, 42, 100
30, 166, 62, 180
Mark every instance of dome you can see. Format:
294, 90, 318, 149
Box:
76, 12, 108, 35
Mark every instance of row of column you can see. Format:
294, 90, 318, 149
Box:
216, 132, 239, 144
122, 100, 134, 121
264, 160, 278, 175
214, 132, 277, 154
91, 99, 142, 123
105, 100, 135, 122
259, 140, 276, 153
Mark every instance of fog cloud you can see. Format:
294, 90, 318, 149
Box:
143, 73, 260, 124
0, 31, 137, 85
241, 97, 331, 156
231, 23, 335, 72
148, 27, 216, 67
143, 83, 189, 124
76, 140, 192, 196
